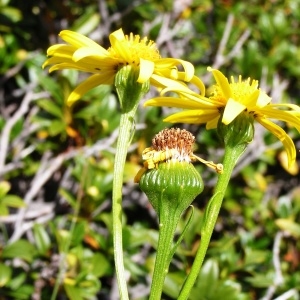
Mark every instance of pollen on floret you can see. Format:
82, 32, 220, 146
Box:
229, 77, 259, 101
108, 33, 160, 68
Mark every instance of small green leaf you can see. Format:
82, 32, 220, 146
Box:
37, 99, 63, 118
0, 203, 9, 215
0, 181, 10, 198
33, 223, 51, 254
64, 284, 84, 300
1, 195, 25, 208
0, 263, 12, 287
90, 253, 111, 277
2, 239, 36, 263
275, 218, 300, 238
48, 120, 66, 136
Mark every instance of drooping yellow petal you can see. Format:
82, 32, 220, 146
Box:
222, 98, 246, 124
256, 117, 296, 167
149, 73, 189, 90
137, 59, 154, 82
258, 107, 300, 132
156, 58, 194, 81
67, 72, 115, 105
271, 103, 300, 111
208, 67, 232, 99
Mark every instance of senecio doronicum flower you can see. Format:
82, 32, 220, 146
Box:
145, 67, 300, 168
43, 28, 200, 105
134, 128, 223, 184
135, 128, 208, 213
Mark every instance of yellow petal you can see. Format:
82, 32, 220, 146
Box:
256, 117, 296, 167
59, 30, 104, 50
144, 96, 215, 109
258, 107, 300, 132
48, 62, 93, 73
137, 59, 154, 82
72, 47, 108, 62
189, 75, 206, 96
208, 67, 232, 99
256, 91, 271, 107
164, 109, 220, 124
67, 72, 115, 105
150, 74, 188, 90
46, 44, 76, 56
206, 116, 220, 129
155, 58, 194, 81
271, 103, 300, 111
109, 29, 131, 61
278, 151, 299, 175
222, 98, 246, 124
109, 28, 125, 43
243, 89, 260, 107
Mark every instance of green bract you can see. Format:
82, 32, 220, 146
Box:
139, 160, 203, 218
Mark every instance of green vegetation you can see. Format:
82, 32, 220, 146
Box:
0, 0, 299, 299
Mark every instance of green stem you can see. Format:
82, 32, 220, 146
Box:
178, 143, 246, 300
149, 209, 180, 300
112, 109, 137, 300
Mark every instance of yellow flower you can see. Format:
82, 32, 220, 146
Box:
145, 67, 300, 167
43, 28, 196, 105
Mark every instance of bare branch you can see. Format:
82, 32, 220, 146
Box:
260, 231, 284, 300
0, 90, 47, 172
8, 128, 119, 243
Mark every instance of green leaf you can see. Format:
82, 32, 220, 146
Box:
33, 223, 51, 254
275, 218, 300, 238
0, 263, 12, 287
64, 284, 84, 300
2, 239, 36, 263
1, 195, 25, 208
0, 181, 10, 198
48, 120, 66, 136
0, 203, 9, 215
37, 99, 63, 119
90, 253, 111, 277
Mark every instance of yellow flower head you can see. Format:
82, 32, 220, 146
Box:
43, 28, 195, 105
144, 67, 300, 167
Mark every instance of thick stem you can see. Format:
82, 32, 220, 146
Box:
149, 209, 180, 300
112, 109, 137, 300
178, 143, 246, 300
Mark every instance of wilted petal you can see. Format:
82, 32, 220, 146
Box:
257, 117, 296, 167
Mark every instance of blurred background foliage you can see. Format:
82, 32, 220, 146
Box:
0, 0, 299, 299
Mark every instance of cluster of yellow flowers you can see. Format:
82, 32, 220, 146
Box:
44, 28, 300, 169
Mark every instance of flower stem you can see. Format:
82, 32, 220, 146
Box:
112, 109, 137, 300
149, 208, 180, 300
178, 142, 246, 300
